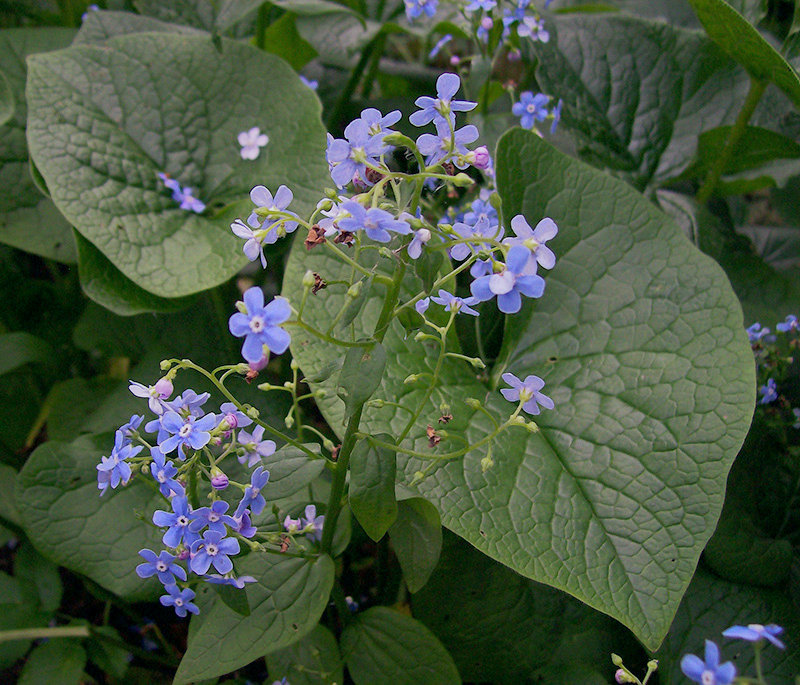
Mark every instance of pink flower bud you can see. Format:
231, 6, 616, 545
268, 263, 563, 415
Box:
471, 145, 491, 169
211, 471, 229, 490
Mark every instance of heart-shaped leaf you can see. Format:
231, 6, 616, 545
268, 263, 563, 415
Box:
267, 624, 343, 685
26, 32, 329, 298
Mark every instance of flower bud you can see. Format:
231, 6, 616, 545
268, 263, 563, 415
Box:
480, 16, 493, 30
404, 374, 421, 384
302, 269, 316, 288
159, 359, 173, 371
611, 654, 624, 667
524, 420, 540, 433
378, 247, 394, 259
236, 299, 247, 314
249, 352, 269, 372
480, 455, 494, 473
465, 397, 481, 409
346, 281, 362, 299
369, 399, 385, 408
210, 469, 229, 490
471, 145, 491, 170
285, 413, 295, 429
323, 438, 335, 452
450, 55, 461, 66
245, 406, 260, 419
451, 173, 473, 187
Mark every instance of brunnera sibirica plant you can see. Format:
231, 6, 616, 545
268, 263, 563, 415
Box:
4, 0, 800, 682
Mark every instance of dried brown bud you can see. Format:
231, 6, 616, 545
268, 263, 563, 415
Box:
438, 413, 453, 424
331, 444, 342, 461
365, 167, 384, 185
426, 425, 441, 447
442, 161, 456, 176
304, 224, 326, 250
334, 231, 355, 246
312, 272, 327, 295
245, 369, 259, 383
279, 534, 290, 553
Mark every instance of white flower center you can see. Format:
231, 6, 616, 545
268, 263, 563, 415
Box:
209, 513, 219, 522
157, 471, 167, 483
156, 561, 167, 572
249, 316, 265, 333
177, 515, 189, 527
174, 598, 184, 607
252, 487, 261, 496
700, 671, 715, 685
526, 103, 536, 114
207, 544, 218, 556
179, 423, 192, 438
748, 623, 764, 631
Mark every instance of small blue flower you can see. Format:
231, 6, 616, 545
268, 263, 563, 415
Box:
159, 410, 217, 460
503, 215, 558, 275
189, 500, 237, 536
238, 126, 269, 160
157, 173, 205, 213
465, 0, 496, 11
233, 509, 257, 538
301, 504, 325, 542
759, 378, 778, 405
129, 378, 173, 414
338, 202, 412, 243
500, 372, 554, 415
415, 297, 430, 315
190, 529, 240, 575
152, 495, 198, 549
115, 414, 144, 448
218, 402, 252, 431
722, 623, 785, 649
97, 434, 142, 496
358, 108, 401, 142
149, 448, 184, 498
299, 75, 318, 90
405, 0, 438, 21
517, 15, 549, 42
746, 322, 773, 344
512, 92, 550, 130
235, 466, 271, 518
409, 73, 476, 127
237, 425, 277, 468
284, 514, 303, 533
449, 215, 504, 261
428, 34, 452, 59
417, 119, 480, 168
159, 584, 199, 618
550, 99, 563, 134
776, 315, 798, 333
203, 574, 256, 588
247, 185, 298, 238
680, 640, 736, 685
477, 16, 494, 43
136, 549, 187, 585
430, 289, 481, 317
326, 120, 387, 187
228, 287, 292, 364
463, 197, 499, 228
230, 218, 268, 269
470, 245, 546, 314
408, 228, 432, 259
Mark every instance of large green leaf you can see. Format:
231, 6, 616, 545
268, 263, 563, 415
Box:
18, 640, 86, 685
283, 131, 755, 650
414, 533, 634, 684
0, 332, 53, 376
15, 434, 164, 600
736, 224, 800, 275
26, 32, 329, 298
349, 436, 397, 541
133, 0, 263, 33
655, 567, 800, 683
340, 606, 461, 685
0, 28, 76, 263
174, 553, 335, 684
389, 497, 442, 594
267, 624, 343, 685
74, 9, 204, 44
688, 0, 800, 107
529, 14, 784, 189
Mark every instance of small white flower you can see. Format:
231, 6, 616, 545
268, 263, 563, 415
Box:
238, 127, 269, 160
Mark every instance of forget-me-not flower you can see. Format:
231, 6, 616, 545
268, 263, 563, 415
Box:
722, 623, 785, 649
777, 314, 798, 333
417, 119, 480, 168
159, 584, 199, 618
410, 73, 476, 127
503, 215, 558, 275
247, 185, 298, 237
405, 0, 438, 21
153, 495, 198, 549
157, 173, 205, 213
449, 215, 504, 261
338, 202, 412, 243
759, 378, 778, 404
159, 410, 217, 460
430, 289, 481, 316
238, 127, 269, 160
190, 529, 240, 575
512, 92, 550, 130
150, 448, 184, 498
471, 245, 546, 313
237, 425, 277, 468
500, 372, 554, 415
228, 287, 292, 364
235, 466, 271, 517
129, 379, 173, 414
136, 549, 187, 585
189, 500, 237, 536
301, 504, 325, 542
680, 641, 736, 685
326, 120, 387, 187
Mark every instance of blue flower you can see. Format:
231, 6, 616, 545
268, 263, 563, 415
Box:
230, 218, 268, 268
152, 495, 198, 549
428, 34, 452, 59
405, 0, 438, 20
238, 126, 269, 160
503, 215, 558, 274
465, 0, 496, 11
500, 372, 554, 415
408, 228, 432, 259
759, 378, 778, 405
159, 584, 199, 618
477, 16, 494, 43
512, 92, 550, 130
97, 434, 142, 496
338, 201, 412, 243
228, 287, 292, 364
149, 448, 184, 498
517, 15, 549, 42
301, 504, 325, 542
218, 402, 252, 431
449, 215, 504, 261
190, 529, 240, 575
409, 73, 476, 127
776, 315, 798, 333
326, 120, 387, 187
722, 623, 785, 649
115, 414, 144, 448
284, 515, 303, 533
136, 549, 187, 585
237, 425, 277, 468
680, 641, 736, 685
157, 173, 205, 213
415, 297, 430, 315
159, 410, 217, 460
203, 574, 256, 588
417, 119, 480, 168
463, 197, 498, 228
235, 466, 271, 517
430, 289, 481, 317
470, 245, 546, 314
233, 509, 257, 538
358, 108, 401, 142
550, 99, 563, 134
247, 185, 298, 238
299, 75, 318, 90
189, 500, 237, 536
746, 322, 774, 344
129, 378, 173, 414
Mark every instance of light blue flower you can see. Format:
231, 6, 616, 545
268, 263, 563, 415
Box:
450, 215, 504, 261
409, 73, 476, 127
149, 448, 184, 498
338, 201, 412, 243
502, 215, 558, 275
430, 289, 481, 317
326, 120, 387, 187
190, 530, 240, 575
408, 228, 432, 259
299, 75, 318, 90
429, 34, 452, 59
550, 99, 563, 134
247, 185, 298, 238
405, 0, 438, 21
517, 15, 549, 42
470, 245, 545, 314
776, 315, 798, 333
159, 410, 217, 460
238, 126, 269, 160
759, 378, 778, 405
237, 425, 277, 468
129, 378, 173, 414
500, 372, 554, 415
136, 549, 187, 585
159, 584, 199, 618
722, 623, 785, 649
301, 504, 325, 542
152, 496, 198, 549
157, 172, 205, 213
228, 287, 291, 364
189, 500, 237, 536
746, 322, 774, 344
680, 641, 736, 685
512, 92, 550, 130
235, 466, 271, 518
417, 119, 480, 168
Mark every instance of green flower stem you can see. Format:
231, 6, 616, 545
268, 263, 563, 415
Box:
396, 309, 457, 444
285, 320, 373, 348
175, 359, 318, 460
320, 263, 407, 554
753, 643, 766, 684
255, 3, 269, 50
394, 258, 475, 315
696, 77, 767, 203
324, 239, 391, 284
0, 625, 90, 643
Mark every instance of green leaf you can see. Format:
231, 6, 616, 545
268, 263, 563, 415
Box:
0, 332, 52, 376
349, 435, 397, 541
296, 13, 382, 68
26, 33, 329, 298
341, 607, 461, 685
284, 130, 755, 650
18, 640, 86, 685
337, 341, 387, 419
413, 250, 443, 293
15, 434, 164, 600
271, 0, 361, 17
84, 626, 129, 681
133, 0, 263, 33
529, 13, 785, 189
692, 125, 800, 179
389, 497, 441, 593
338, 276, 373, 331
687, 0, 800, 107
267, 624, 343, 685
260, 444, 326, 501
655, 567, 800, 683
14, 543, 63, 613
0, 70, 13, 127
736, 224, 800, 274
0, 571, 51, 670
211, 582, 251, 617
74, 9, 205, 44
0, 28, 76, 263
414, 533, 635, 684
175, 553, 335, 684
0, 464, 21, 527
260, 12, 317, 70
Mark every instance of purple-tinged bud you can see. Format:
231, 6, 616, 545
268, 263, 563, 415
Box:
153, 378, 173, 399
210, 469, 229, 490
480, 16, 493, 30
471, 145, 491, 169
223, 412, 238, 429
508, 48, 521, 62
450, 55, 461, 66
177, 547, 190, 561
249, 353, 269, 372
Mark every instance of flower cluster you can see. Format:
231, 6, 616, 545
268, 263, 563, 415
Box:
513, 91, 562, 134
157, 172, 205, 213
